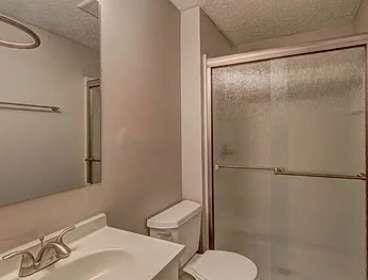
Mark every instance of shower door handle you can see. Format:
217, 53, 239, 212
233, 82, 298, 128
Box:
85, 158, 101, 163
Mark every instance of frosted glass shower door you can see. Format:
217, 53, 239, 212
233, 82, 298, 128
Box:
212, 47, 366, 280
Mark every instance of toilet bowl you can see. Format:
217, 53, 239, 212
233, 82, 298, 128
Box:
147, 200, 258, 280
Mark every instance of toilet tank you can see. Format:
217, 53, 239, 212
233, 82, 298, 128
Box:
147, 200, 202, 267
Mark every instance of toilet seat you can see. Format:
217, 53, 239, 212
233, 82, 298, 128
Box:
183, 250, 258, 280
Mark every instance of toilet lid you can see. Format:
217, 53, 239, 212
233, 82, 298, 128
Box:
184, 250, 258, 280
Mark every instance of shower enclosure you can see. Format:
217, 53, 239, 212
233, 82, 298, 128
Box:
204, 35, 368, 280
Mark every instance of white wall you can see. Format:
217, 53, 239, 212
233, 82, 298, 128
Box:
0, 0, 181, 253
181, 7, 232, 249
181, 7, 232, 205
181, 7, 202, 204
0, 19, 99, 206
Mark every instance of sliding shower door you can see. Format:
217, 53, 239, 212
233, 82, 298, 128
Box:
212, 46, 366, 280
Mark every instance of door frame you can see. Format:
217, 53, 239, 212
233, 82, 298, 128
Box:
202, 34, 368, 276
86, 78, 101, 184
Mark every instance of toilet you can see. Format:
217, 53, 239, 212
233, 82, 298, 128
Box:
147, 200, 258, 280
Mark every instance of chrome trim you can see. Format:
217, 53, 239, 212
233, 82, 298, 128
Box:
0, 226, 75, 277
85, 158, 102, 163
215, 164, 367, 181
1, 250, 36, 277
55, 225, 76, 254
0, 101, 60, 112
203, 55, 215, 250
207, 33, 368, 68
0, 14, 41, 49
201, 54, 212, 251
215, 164, 276, 172
274, 168, 367, 181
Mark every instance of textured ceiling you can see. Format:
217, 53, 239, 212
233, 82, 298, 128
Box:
172, 0, 363, 45
0, 0, 99, 50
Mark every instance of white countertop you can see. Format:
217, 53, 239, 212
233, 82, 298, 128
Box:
0, 214, 184, 280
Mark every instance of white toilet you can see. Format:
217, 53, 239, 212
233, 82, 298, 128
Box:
147, 200, 258, 280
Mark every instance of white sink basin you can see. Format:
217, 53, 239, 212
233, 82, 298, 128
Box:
0, 214, 184, 280
39, 250, 134, 280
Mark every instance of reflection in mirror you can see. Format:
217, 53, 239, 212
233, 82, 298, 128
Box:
0, 0, 101, 206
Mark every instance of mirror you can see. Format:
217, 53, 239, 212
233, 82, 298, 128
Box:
0, 0, 101, 206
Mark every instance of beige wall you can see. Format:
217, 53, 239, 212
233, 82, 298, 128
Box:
0, 0, 181, 253
200, 10, 233, 58
101, 0, 181, 233
0, 20, 99, 206
355, 0, 368, 33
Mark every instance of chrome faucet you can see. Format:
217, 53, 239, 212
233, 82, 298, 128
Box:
1, 226, 75, 277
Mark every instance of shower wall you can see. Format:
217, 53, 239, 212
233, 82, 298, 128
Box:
212, 47, 366, 279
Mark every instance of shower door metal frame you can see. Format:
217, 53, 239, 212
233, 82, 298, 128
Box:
203, 34, 368, 277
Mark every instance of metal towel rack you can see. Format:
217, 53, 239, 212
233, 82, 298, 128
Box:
0, 14, 41, 49
0, 101, 60, 113
215, 164, 367, 181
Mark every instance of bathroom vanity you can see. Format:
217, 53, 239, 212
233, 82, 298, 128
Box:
0, 214, 184, 280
